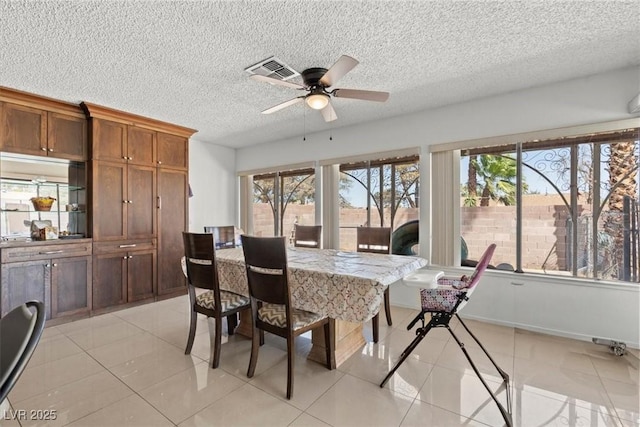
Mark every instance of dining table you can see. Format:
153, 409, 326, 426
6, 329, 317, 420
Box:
212, 246, 428, 367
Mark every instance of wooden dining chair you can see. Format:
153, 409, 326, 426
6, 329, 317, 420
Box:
203, 225, 236, 249
182, 232, 250, 368
356, 226, 393, 343
241, 234, 334, 399
293, 224, 322, 248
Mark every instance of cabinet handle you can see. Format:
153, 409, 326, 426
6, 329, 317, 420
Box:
119, 244, 137, 248
157, 196, 161, 209
39, 250, 63, 255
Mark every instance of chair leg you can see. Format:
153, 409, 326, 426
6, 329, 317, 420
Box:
455, 314, 510, 383
247, 327, 260, 378
372, 313, 379, 343
185, 309, 197, 355
208, 317, 222, 369
227, 313, 238, 335
448, 327, 512, 427
384, 288, 392, 326
286, 335, 295, 400
380, 322, 432, 387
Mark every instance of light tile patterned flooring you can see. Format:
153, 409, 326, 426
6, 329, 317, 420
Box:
1, 295, 638, 426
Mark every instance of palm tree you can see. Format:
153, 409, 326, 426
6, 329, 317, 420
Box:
604, 140, 638, 279
473, 155, 518, 206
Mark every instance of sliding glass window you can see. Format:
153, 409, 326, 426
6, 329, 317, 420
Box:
252, 168, 315, 241
459, 127, 640, 283
338, 155, 419, 252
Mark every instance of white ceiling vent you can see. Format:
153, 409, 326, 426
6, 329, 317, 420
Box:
244, 56, 299, 81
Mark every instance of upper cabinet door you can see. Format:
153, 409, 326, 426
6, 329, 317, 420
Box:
0, 102, 47, 156
157, 132, 188, 170
47, 112, 88, 161
127, 126, 156, 166
92, 118, 127, 162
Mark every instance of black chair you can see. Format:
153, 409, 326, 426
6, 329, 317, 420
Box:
293, 225, 322, 248
380, 243, 513, 427
356, 226, 393, 343
182, 232, 250, 368
241, 235, 334, 399
203, 225, 236, 249
0, 300, 46, 403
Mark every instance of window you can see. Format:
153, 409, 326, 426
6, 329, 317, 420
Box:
338, 155, 419, 251
459, 127, 640, 283
252, 167, 316, 241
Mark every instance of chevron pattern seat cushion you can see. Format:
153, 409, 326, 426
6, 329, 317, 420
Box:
196, 290, 249, 312
258, 303, 325, 330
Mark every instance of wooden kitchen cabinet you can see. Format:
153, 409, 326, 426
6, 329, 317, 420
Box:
47, 112, 87, 161
92, 161, 156, 240
157, 168, 188, 296
0, 240, 92, 320
157, 132, 188, 170
92, 240, 156, 310
0, 102, 47, 156
0, 88, 87, 160
91, 119, 156, 166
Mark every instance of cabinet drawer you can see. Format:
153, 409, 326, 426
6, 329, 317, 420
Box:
93, 239, 156, 255
1, 241, 92, 263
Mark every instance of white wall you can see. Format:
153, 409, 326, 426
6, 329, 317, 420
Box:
188, 139, 237, 232
229, 66, 640, 347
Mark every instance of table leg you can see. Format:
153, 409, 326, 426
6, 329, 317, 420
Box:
235, 309, 253, 337
308, 318, 365, 368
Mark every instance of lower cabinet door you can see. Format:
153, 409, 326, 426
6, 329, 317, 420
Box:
1, 260, 51, 319
51, 255, 92, 318
127, 249, 156, 302
93, 253, 127, 309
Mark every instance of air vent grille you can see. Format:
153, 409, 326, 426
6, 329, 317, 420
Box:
244, 56, 299, 81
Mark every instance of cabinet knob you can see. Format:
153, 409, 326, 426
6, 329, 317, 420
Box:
45, 263, 51, 268
48, 148, 54, 152
52, 263, 58, 267
158, 161, 162, 165
41, 147, 47, 151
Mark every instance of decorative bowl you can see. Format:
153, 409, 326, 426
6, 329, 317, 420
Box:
31, 197, 56, 211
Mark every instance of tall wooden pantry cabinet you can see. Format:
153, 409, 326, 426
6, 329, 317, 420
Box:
82, 103, 196, 311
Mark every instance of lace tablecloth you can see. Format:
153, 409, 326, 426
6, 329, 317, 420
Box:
208, 247, 427, 323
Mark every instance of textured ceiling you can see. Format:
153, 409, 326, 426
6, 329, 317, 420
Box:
1, 1, 639, 148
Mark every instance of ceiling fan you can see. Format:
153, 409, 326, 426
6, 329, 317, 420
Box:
250, 55, 389, 122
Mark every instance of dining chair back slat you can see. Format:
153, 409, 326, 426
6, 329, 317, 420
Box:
293, 225, 322, 248
204, 225, 236, 249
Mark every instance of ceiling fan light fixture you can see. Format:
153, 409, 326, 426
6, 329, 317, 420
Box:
306, 93, 329, 110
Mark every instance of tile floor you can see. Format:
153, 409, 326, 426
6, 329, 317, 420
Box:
1, 295, 638, 426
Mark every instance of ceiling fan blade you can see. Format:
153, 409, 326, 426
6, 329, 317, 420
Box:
250, 74, 305, 90
333, 88, 389, 102
320, 55, 359, 87
320, 101, 337, 122
261, 97, 305, 114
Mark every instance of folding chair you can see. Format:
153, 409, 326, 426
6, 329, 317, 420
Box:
379, 243, 512, 427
